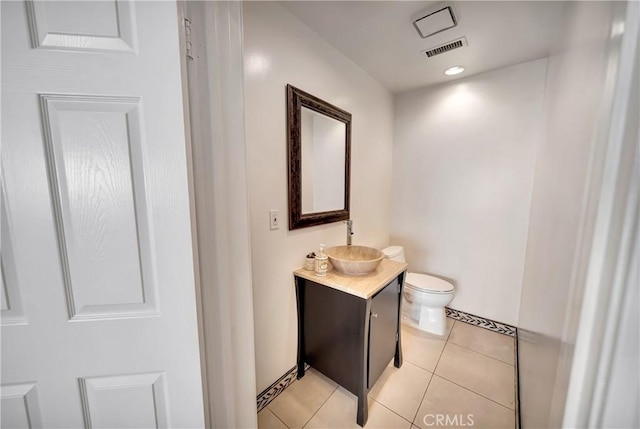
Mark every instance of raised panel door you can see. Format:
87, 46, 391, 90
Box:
1, 1, 204, 427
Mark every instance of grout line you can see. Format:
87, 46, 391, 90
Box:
410, 370, 435, 426
300, 383, 339, 429
430, 320, 453, 376
369, 396, 413, 427
264, 406, 290, 429
444, 340, 515, 367
433, 373, 516, 412
411, 321, 454, 426
447, 318, 517, 363
402, 358, 437, 374
430, 323, 517, 414
446, 337, 516, 366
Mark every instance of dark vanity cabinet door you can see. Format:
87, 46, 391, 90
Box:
295, 271, 404, 427
367, 278, 400, 388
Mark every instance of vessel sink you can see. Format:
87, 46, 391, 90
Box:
325, 245, 384, 276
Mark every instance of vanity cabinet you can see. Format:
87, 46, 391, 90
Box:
368, 278, 400, 389
293, 260, 407, 426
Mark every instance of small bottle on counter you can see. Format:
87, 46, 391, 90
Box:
315, 244, 329, 277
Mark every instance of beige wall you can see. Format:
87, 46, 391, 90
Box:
243, 1, 394, 393
391, 59, 547, 326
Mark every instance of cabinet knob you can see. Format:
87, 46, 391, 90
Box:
371, 312, 378, 318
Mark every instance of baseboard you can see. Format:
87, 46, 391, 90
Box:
445, 307, 516, 337
256, 366, 297, 412
256, 363, 309, 412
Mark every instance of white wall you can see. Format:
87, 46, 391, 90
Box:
391, 59, 547, 326
517, 2, 637, 427
183, 2, 258, 427
243, 1, 394, 393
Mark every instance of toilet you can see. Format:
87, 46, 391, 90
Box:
382, 246, 455, 336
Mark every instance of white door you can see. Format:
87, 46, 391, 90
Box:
1, 1, 204, 427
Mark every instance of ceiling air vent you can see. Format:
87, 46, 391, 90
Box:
413, 5, 457, 39
423, 37, 468, 58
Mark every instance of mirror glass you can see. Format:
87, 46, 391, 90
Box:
300, 107, 346, 214
287, 84, 351, 230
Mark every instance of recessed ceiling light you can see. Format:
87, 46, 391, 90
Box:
444, 66, 465, 76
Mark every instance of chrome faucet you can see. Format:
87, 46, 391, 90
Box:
346, 219, 354, 245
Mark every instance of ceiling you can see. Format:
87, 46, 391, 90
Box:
280, 1, 562, 93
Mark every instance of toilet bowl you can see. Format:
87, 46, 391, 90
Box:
382, 246, 455, 336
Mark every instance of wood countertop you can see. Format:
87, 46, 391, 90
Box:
293, 259, 408, 299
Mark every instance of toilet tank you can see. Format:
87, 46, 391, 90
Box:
382, 246, 405, 262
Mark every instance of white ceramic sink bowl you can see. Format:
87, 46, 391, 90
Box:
325, 245, 384, 276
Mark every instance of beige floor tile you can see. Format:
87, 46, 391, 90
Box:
306, 387, 412, 429
435, 343, 515, 409
258, 408, 288, 429
268, 369, 337, 429
414, 376, 514, 429
442, 318, 455, 340
448, 322, 515, 364
401, 324, 447, 372
368, 361, 432, 421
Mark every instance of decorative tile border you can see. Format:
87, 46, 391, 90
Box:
446, 307, 516, 337
256, 364, 309, 412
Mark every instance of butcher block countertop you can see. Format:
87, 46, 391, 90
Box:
293, 259, 408, 299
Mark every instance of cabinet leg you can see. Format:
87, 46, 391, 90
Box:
356, 394, 368, 427
395, 272, 405, 369
296, 278, 306, 380
394, 332, 403, 368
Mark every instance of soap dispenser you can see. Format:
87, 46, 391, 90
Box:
315, 244, 329, 277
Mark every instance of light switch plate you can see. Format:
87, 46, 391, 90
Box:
269, 210, 280, 230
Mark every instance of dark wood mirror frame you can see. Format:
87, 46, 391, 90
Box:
287, 84, 351, 230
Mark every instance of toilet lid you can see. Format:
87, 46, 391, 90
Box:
382, 246, 403, 259
405, 273, 454, 293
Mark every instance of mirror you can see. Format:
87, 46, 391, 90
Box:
287, 84, 351, 230
300, 108, 346, 213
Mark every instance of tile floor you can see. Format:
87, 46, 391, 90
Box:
259, 318, 516, 429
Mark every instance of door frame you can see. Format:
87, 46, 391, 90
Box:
561, 1, 639, 426
177, 1, 258, 427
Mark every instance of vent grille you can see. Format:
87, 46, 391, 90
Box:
423, 37, 468, 58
